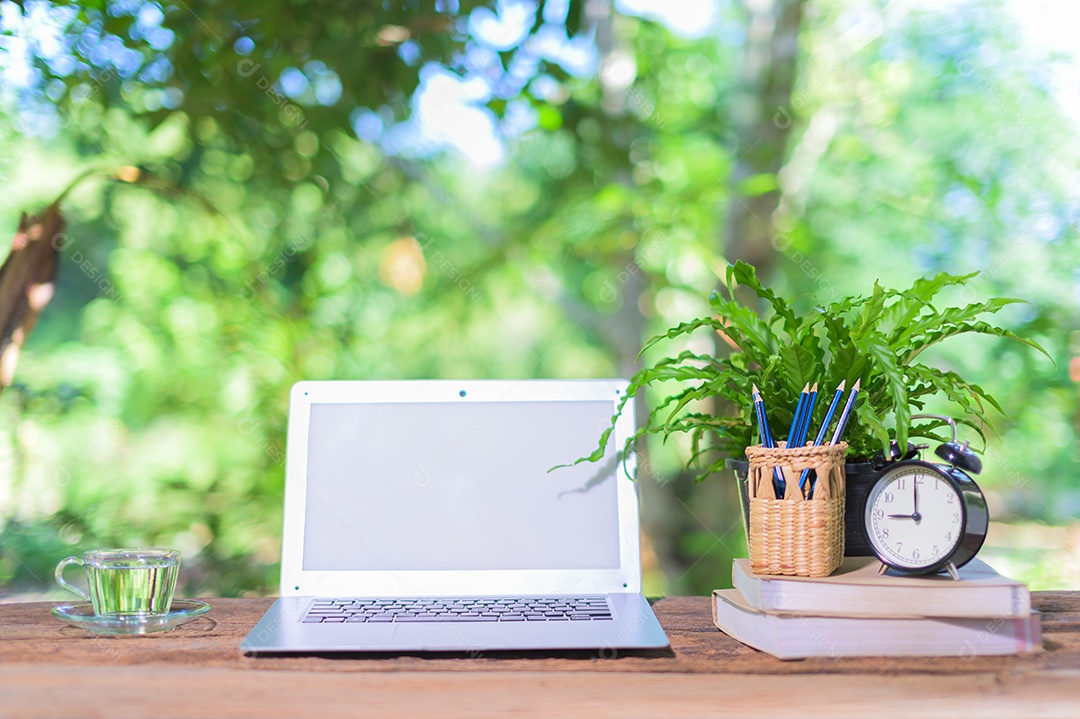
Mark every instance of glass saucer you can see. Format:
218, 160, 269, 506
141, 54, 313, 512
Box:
52, 599, 211, 635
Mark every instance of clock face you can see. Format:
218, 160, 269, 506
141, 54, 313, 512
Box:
864, 465, 965, 570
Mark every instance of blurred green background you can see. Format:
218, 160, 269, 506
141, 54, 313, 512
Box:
1, 0, 1077, 600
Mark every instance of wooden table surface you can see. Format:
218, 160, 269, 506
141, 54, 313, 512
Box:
1, 592, 1078, 718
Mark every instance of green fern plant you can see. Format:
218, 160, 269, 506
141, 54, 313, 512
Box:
575, 261, 1049, 482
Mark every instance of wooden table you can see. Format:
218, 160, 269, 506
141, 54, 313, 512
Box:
1, 593, 1078, 718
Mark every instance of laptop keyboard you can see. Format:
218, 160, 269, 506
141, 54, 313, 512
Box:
302, 596, 614, 623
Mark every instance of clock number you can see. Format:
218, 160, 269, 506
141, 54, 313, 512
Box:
932, 545, 938, 555
952, 512, 960, 523
883, 492, 894, 504
882, 528, 889, 539
946, 531, 952, 543
912, 548, 920, 560
946, 493, 954, 504
874, 508, 884, 520
896, 478, 906, 490
896, 542, 902, 551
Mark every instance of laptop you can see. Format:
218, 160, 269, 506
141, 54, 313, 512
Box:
241, 379, 670, 653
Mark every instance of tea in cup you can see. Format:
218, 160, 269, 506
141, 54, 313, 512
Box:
55, 548, 180, 616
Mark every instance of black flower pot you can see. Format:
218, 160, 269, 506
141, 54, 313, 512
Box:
727, 458, 876, 557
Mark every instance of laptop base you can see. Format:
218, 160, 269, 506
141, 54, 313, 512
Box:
241, 593, 669, 653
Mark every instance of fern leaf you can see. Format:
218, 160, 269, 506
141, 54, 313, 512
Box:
903, 318, 1051, 365
857, 330, 910, 449
726, 261, 800, 335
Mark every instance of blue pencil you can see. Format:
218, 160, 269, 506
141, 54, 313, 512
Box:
793, 382, 818, 447
752, 384, 785, 498
798, 380, 845, 492
752, 384, 771, 447
810, 378, 861, 499
829, 378, 861, 445
772, 384, 808, 497
786, 383, 810, 447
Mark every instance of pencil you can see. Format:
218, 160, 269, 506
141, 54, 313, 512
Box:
752, 384, 771, 447
786, 383, 810, 447
798, 380, 845, 492
810, 378, 860, 499
829, 378, 861, 445
752, 384, 785, 498
793, 382, 818, 447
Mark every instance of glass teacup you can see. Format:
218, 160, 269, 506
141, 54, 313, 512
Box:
55, 548, 180, 617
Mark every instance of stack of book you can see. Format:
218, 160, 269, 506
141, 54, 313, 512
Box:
712, 557, 1041, 660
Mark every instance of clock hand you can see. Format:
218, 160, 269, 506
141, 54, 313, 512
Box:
887, 513, 916, 519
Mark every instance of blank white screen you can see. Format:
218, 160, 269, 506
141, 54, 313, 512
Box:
302, 400, 621, 571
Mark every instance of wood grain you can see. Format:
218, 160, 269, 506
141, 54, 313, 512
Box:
2, 666, 1080, 719
0, 593, 1077, 718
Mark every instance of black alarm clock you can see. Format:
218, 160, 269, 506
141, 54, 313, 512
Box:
862, 414, 989, 580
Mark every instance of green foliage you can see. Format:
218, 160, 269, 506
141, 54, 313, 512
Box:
17, 0, 591, 191
575, 262, 1049, 482
1, 0, 1077, 601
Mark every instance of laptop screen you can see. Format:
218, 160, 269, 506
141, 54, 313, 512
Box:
301, 399, 621, 572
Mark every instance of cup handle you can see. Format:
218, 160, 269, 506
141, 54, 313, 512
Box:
54, 556, 92, 602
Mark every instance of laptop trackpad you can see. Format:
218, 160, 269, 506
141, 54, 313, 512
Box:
387, 619, 623, 652
285, 621, 400, 652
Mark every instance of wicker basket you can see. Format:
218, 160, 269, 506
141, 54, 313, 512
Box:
744, 442, 848, 577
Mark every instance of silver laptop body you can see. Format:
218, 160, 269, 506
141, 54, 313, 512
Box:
241, 379, 670, 653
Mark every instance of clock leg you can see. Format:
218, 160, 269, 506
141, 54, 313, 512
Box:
945, 562, 960, 581
878, 563, 888, 575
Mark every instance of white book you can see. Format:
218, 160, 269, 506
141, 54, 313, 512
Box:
712, 589, 1041, 660
732, 557, 1030, 619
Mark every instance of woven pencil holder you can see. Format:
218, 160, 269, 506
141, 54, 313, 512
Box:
744, 442, 848, 577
